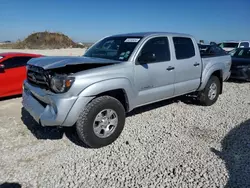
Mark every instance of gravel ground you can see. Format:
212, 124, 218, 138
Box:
0, 82, 250, 188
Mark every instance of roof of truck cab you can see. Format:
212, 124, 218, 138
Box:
111, 32, 194, 38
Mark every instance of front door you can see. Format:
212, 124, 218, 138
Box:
134, 36, 175, 107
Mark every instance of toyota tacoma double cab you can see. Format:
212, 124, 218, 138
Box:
22, 32, 231, 148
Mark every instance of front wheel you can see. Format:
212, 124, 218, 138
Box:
76, 96, 125, 148
198, 76, 221, 106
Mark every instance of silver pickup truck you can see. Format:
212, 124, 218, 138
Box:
22, 32, 231, 148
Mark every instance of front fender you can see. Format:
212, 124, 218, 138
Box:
198, 63, 224, 91
79, 78, 137, 111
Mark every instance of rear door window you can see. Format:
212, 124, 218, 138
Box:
3, 56, 33, 69
239, 42, 249, 48
173, 37, 195, 60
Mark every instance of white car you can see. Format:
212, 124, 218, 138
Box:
218, 41, 250, 52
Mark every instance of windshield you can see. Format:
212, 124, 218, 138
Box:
232, 48, 250, 58
221, 42, 239, 48
84, 36, 142, 61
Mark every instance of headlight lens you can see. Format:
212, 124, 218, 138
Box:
50, 74, 75, 93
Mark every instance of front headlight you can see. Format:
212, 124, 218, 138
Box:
50, 74, 75, 93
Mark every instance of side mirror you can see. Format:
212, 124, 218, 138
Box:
0, 64, 5, 72
137, 52, 156, 64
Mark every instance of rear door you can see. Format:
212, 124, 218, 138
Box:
134, 36, 175, 106
172, 37, 202, 96
0, 56, 33, 97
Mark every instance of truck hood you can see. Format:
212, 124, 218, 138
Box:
27, 56, 121, 70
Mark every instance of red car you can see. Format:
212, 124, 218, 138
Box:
0, 52, 43, 98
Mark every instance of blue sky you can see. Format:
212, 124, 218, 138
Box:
1, 0, 249, 43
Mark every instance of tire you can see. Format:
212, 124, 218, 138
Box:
198, 76, 221, 106
76, 96, 125, 148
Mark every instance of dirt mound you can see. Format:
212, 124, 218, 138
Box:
14, 31, 84, 49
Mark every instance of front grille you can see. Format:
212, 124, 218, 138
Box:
27, 65, 49, 89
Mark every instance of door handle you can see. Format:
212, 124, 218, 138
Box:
194, 62, 200, 66
166, 66, 175, 71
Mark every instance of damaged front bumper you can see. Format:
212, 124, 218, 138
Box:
22, 80, 94, 127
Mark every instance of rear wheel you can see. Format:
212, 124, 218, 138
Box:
76, 96, 125, 148
198, 76, 221, 106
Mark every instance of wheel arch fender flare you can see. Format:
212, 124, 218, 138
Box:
78, 78, 137, 111
198, 64, 223, 91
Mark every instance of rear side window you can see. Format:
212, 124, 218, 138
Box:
222, 43, 239, 48
239, 42, 249, 48
3, 56, 33, 69
173, 37, 195, 60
